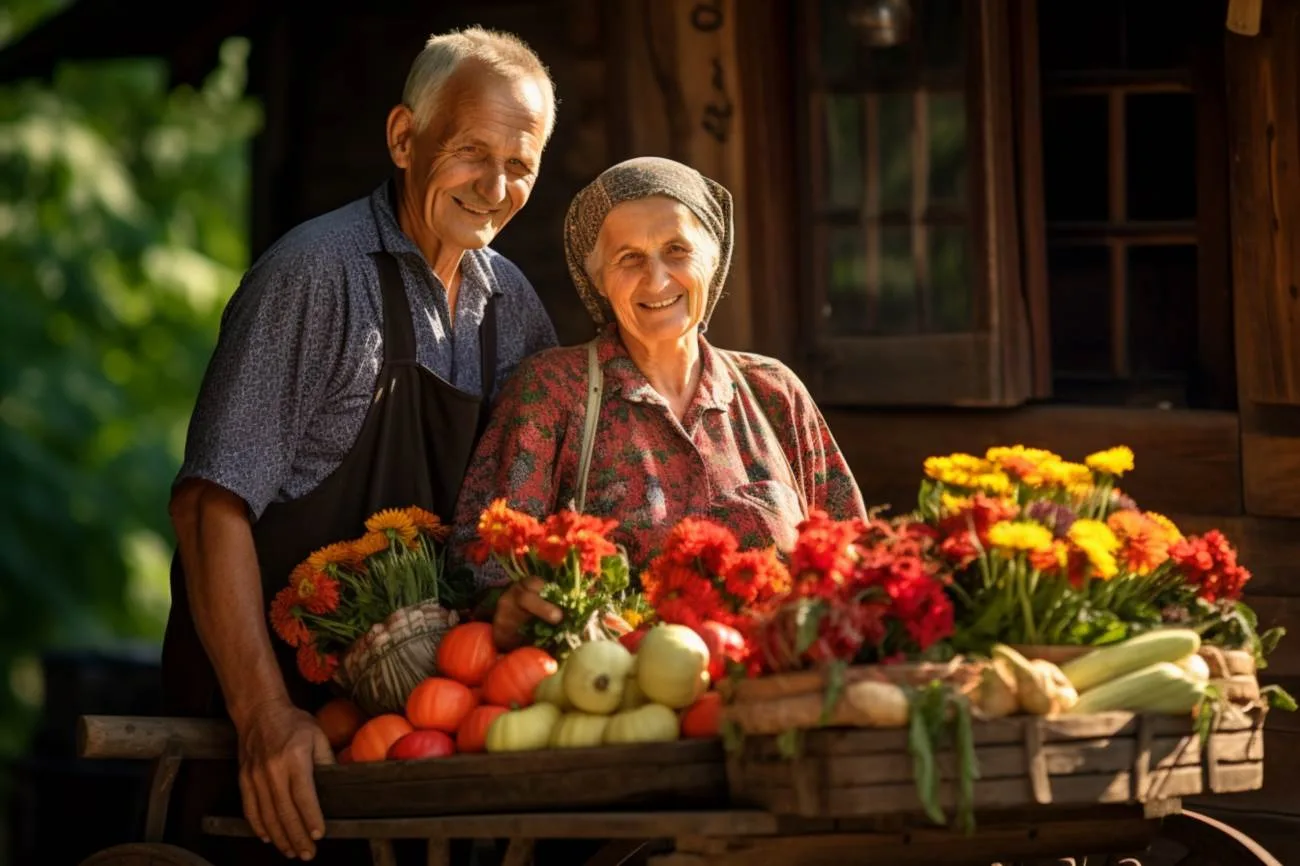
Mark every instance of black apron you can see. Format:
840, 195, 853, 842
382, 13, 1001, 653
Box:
160, 248, 496, 864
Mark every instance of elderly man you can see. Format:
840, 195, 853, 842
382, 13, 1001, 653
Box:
162, 27, 558, 863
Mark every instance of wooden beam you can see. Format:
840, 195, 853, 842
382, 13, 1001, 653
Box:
825, 405, 1243, 517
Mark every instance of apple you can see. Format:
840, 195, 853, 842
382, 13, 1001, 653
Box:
694, 620, 746, 681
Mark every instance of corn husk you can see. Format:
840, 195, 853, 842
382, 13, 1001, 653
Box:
334, 599, 459, 715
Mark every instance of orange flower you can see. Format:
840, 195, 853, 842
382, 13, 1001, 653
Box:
291, 563, 341, 614
269, 586, 310, 647
350, 531, 389, 560
365, 508, 419, 548
476, 498, 542, 558
406, 506, 450, 541
1107, 510, 1172, 576
307, 541, 362, 573
296, 642, 339, 684
536, 511, 618, 573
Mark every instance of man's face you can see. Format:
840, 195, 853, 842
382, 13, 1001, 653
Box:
390, 66, 549, 254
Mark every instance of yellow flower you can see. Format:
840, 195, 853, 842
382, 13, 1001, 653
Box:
1038, 459, 1092, 490
365, 508, 418, 547
940, 492, 972, 515
924, 453, 1012, 494
1144, 511, 1183, 542
1068, 519, 1119, 579
987, 520, 1055, 553
621, 609, 645, 629
1085, 446, 1135, 477
985, 445, 1061, 486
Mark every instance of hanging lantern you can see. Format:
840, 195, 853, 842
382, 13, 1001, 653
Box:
846, 0, 914, 47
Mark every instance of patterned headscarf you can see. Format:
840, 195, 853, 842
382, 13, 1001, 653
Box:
563, 156, 734, 328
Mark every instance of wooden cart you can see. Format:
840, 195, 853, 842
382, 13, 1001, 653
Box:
70, 713, 1283, 866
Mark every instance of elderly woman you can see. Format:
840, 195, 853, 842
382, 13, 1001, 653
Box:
452, 156, 868, 649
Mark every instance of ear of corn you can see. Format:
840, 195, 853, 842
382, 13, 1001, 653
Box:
1067, 661, 1199, 714
1059, 629, 1201, 692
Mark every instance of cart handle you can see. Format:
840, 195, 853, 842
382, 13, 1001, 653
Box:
78, 714, 237, 760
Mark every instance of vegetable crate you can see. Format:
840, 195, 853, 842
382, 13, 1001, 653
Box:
314, 738, 728, 818
725, 708, 1264, 819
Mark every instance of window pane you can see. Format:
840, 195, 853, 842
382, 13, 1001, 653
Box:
878, 226, 918, 332
875, 94, 913, 215
929, 226, 971, 331
1048, 245, 1112, 375
824, 96, 863, 210
928, 92, 966, 207
1124, 0, 1197, 70
1128, 245, 1197, 376
826, 227, 870, 336
1042, 95, 1109, 222
1126, 94, 1196, 221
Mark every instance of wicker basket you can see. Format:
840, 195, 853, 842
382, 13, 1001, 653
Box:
334, 600, 459, 716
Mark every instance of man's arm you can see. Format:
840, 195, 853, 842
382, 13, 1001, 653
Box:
170, 478, 331, 861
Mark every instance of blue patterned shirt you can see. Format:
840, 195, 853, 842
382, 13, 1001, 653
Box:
177, 182, 559, 519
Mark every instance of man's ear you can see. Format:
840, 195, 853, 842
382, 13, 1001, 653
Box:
386, 105, 416, 170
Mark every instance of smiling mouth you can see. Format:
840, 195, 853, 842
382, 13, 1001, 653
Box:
639, 294, 683, 311
453, 197, 495, 217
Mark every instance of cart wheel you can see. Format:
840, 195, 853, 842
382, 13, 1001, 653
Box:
77, 843, 215, 866
1102, 809, 1284, 866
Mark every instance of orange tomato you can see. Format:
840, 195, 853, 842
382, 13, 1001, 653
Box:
349, 714, 413, 762
314, 697, 366, 750
456, 705, 509, 754
481, 647, 558, 708
680, 691, 723, 739
437, 622, 499, 686
406, 677, 478, 733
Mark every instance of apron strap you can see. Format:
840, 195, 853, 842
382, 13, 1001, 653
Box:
720, 350, 810, 519
373, 252, 418, 365
575, 338, 604, 515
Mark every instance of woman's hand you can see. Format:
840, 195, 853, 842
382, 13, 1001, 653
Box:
492, 576, 564, 650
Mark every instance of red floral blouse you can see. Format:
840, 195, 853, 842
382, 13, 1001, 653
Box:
452, 325, 868, 582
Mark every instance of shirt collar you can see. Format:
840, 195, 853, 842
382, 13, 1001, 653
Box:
367, 180, 504, 298
597, 324, 735, 412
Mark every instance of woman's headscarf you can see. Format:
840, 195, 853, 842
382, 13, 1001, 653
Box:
563, 156, 734, 328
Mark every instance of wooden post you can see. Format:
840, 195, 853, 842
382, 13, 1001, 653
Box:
1226, 0, 1300, 517
613, 0, 754, 352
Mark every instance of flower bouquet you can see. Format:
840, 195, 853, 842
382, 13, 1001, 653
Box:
468, 499, 638, 657
918, 445, 1287, 686
269, 506, 467, 715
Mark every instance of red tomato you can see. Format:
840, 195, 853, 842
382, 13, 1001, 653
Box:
694, 621, 746, 681
386, 729, 456, 761
619, 625, 651, 653
681, 692, 723, 739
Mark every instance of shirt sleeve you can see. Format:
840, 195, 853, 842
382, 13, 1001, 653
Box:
488, 258, 559, 390
175, 250, 343, 519
753, 359, 869, 523
451, 352, 568, 587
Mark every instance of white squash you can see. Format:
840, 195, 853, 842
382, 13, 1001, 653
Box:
604, 703, 680, 744
635, 624, 711, 709
563, 640, 634, 715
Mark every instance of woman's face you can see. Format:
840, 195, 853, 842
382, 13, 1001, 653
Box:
590, 197, 716, 352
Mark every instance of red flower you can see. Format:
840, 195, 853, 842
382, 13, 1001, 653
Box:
296, 642, 339, 684
269, 586, 310, 648
660, 517, 739, 573
937, 493, 1019, 567
290, 564, 341, 615
789, 510, 863, 592
1170, 530, 1250, 602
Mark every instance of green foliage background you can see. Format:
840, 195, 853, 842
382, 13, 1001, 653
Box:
0, 0, 260, 766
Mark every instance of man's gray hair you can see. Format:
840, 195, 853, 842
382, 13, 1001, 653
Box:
402, 27, 557, 143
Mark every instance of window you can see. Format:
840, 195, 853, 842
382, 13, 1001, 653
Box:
1038, 0, 1232, 409
797, 0, 1050, 406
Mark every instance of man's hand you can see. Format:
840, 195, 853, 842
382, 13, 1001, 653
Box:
492, 576, 563, 650
235, 698, 334, 860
